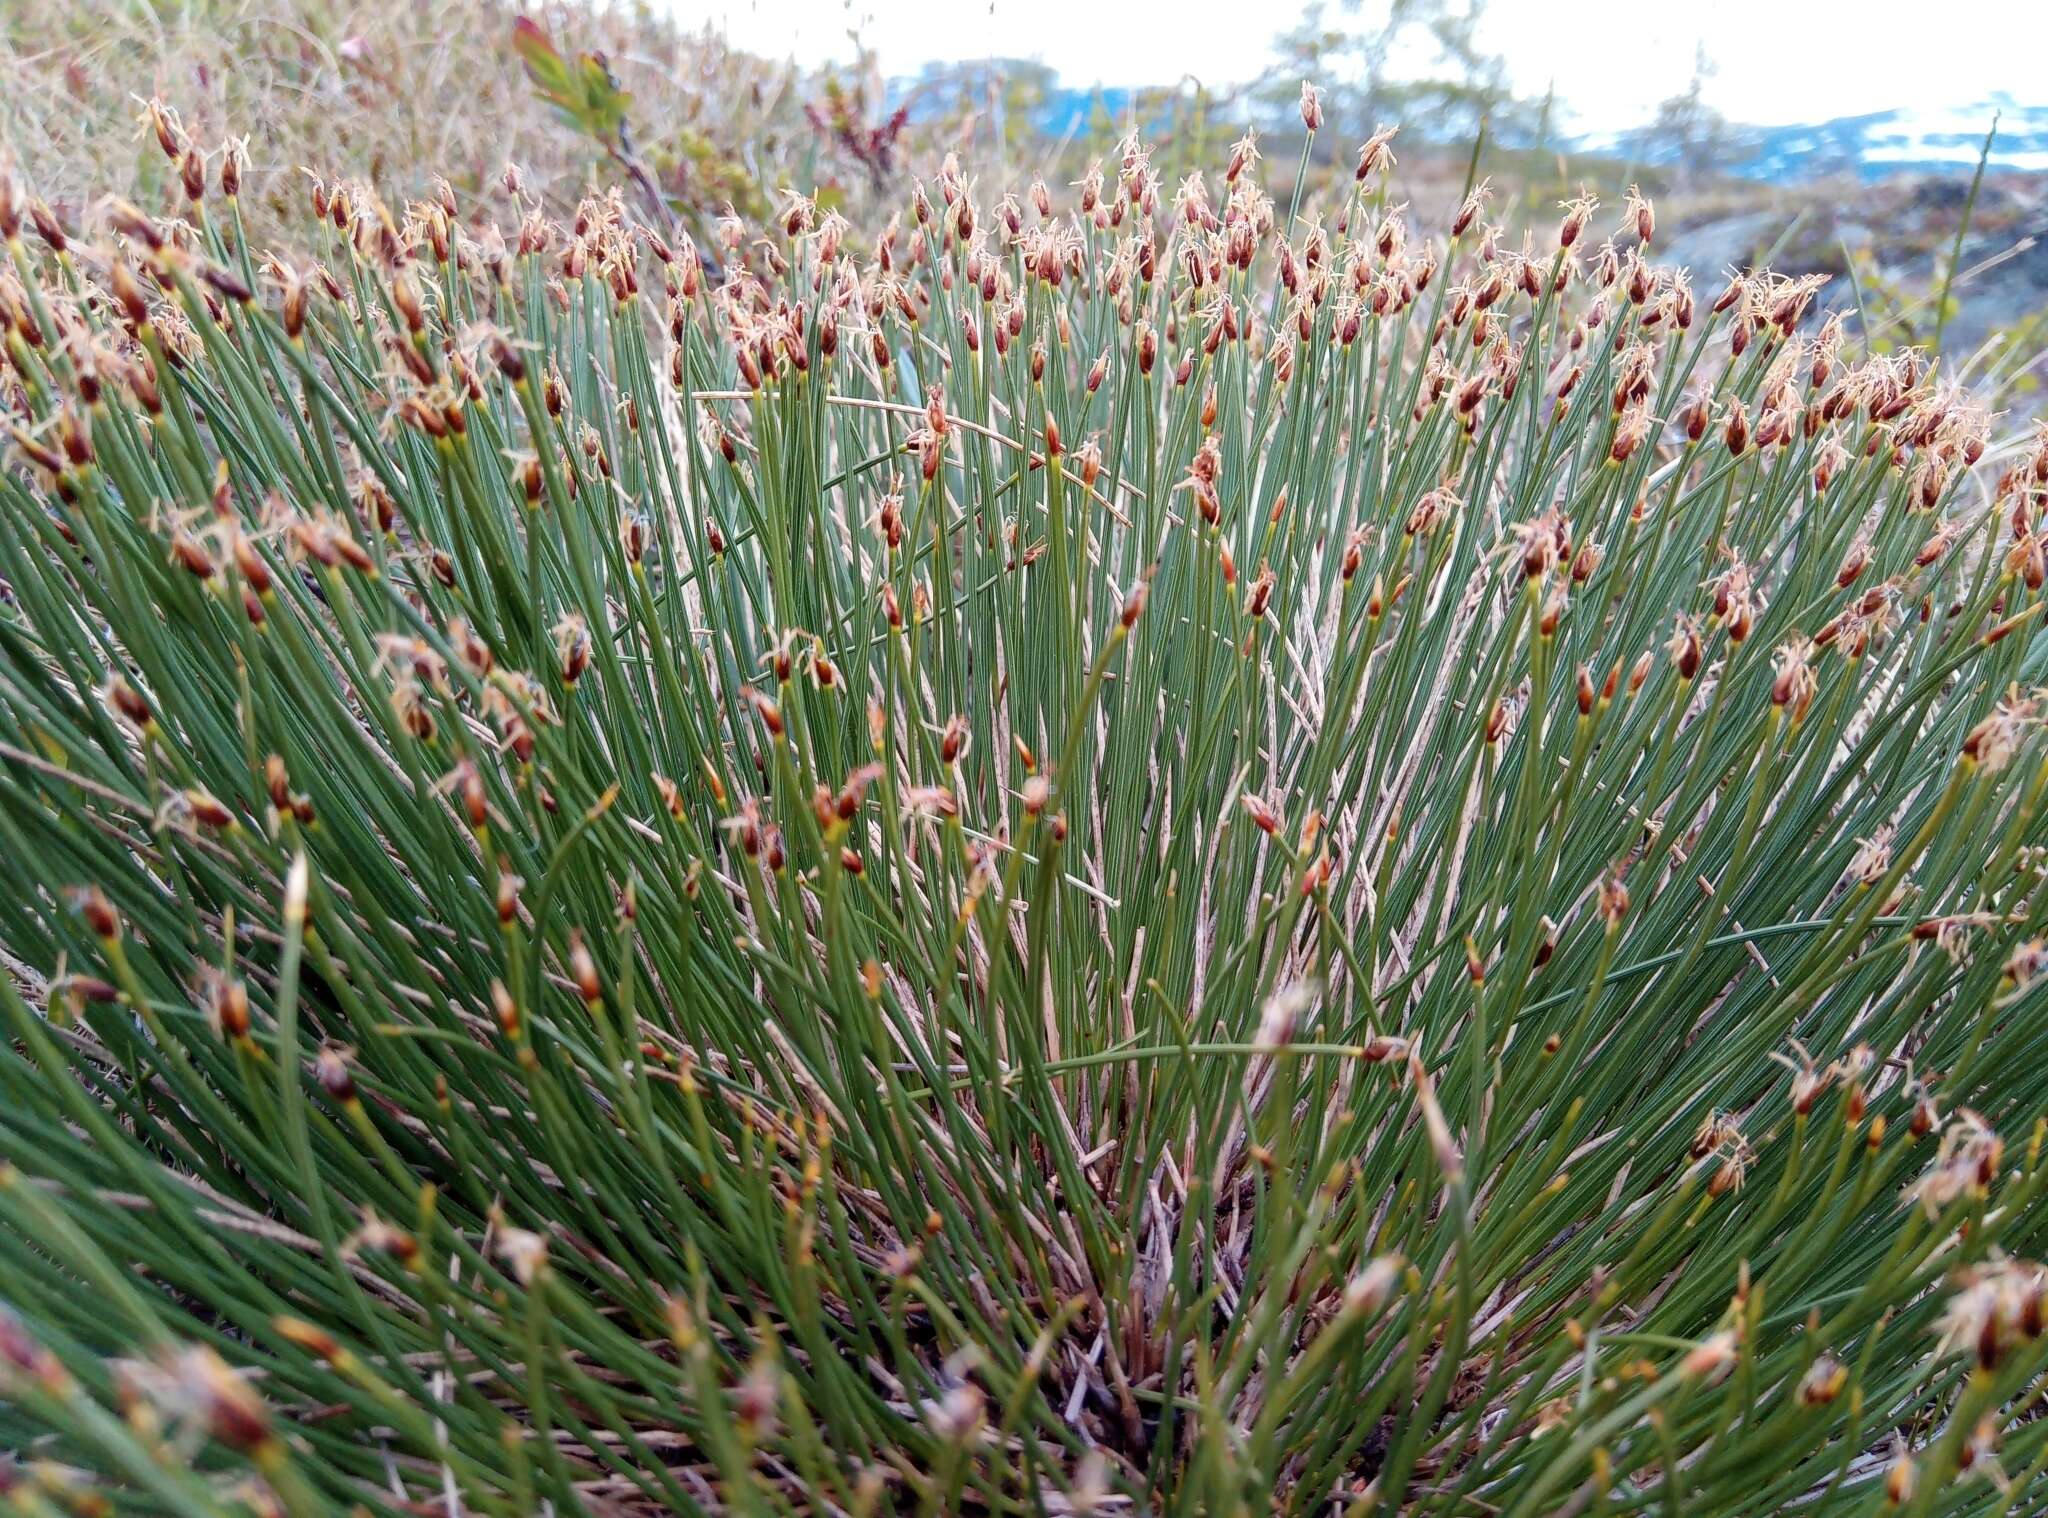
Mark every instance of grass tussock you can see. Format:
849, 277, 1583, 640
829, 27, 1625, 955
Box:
2, 91, 2048, 1516
0, 0, 811, 237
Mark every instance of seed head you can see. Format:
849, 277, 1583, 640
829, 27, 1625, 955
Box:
1680, 1331, 1737, 1383
1885, 1442, 1915, 1505
1961, 696, 2034, 772
1623, 185, 1654, 248
552, 613, 592, 686
570, 931, 603, 1006
1239, 794, 1282, 835
1796, 1354, 1847, 1407
273, 1315, 341, 1363
315, 1047, 357, 1103
1119, 574, 1150, 630
1558, 194, 1597, 251
1599, 870, 1630, 927
1255, 981, 1314, 1051
495, 1224, 550, 1286
1356, 126, 1398, 182
1298, 82, 1323, 132
71, 885, 120, 941
1909, 1112, 2004, 1218
165, 1346, 272, 1454
0, 1304, 70, 1395
1770, 638, 1816, 721
1935, 1255, 2045, 1369
1243, 563, 1275, 621
1342, 1254, 1404, 1317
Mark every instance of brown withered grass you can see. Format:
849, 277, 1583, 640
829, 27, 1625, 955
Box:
0, 0, 808, 233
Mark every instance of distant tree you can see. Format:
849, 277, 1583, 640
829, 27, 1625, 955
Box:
899, 57, 1061, 170
805, 71, 912, 190
1259, 0, 1533, 146
1622, 47, 1735, 182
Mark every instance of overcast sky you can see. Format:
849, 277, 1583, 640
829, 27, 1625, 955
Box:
684, 0, 2045, 133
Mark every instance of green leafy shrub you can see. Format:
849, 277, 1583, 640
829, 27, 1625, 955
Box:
2, 100, 2047, 1516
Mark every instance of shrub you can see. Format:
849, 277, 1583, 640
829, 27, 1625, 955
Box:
2, 103, 2047, 1516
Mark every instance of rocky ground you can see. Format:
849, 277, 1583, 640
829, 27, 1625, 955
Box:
1655, 173, 2048, 396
